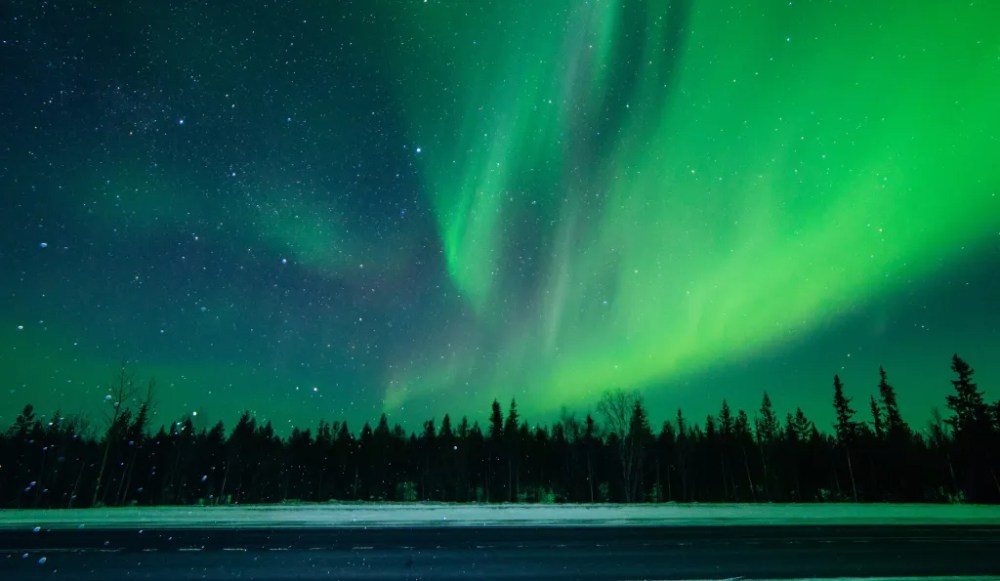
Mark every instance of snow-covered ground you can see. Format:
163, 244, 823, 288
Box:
1, 502, 999, 530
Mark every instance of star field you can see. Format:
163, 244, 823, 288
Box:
2, 1, 998, 432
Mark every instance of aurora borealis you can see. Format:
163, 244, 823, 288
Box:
2, 1, 998, 432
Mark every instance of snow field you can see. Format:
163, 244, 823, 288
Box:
2, 502, 999, 531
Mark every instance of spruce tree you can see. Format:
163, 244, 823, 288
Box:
833, 375, 857, 443
791, 408, 813, 442
718, 400, 734, 437
945, 355, 997, 501
504, 399, 521, 501
877, 366, 908, 437
717, 401, 734, 500
504, 399, 520, 435
945, 354, 989, 437
674, 409, 689, 501
489, 400, 504, 441
487, 399, 504, 501
627, 398, 652, 501
755, 392, 778, 445
583, 414, 597, 502
735, 410, 757, 501
870, 396, 884, 439
832, 375, 859, 501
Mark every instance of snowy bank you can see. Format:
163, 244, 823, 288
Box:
2, 503, 999, 531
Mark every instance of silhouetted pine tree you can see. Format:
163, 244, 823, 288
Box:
487, 399, 504, 501
945, 355, 998, 501
832, 375, 859, 501
946, 355, 990, 437
734, 410, 757, 501
438, 415, 457, 501
504, 399, 520, 501
627, 398, 652, 501
878, 367, 909, 438
870, 396, 884, 440
755, 392, 779, 500
653, 420, 673, 502
370, 414, 393, 500
3, 355, 1000, 507
581, 414, 598, 502
675, 409, 689, 501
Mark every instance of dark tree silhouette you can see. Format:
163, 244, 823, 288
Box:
755, 392, 779, 499
504, 399, 520, 501
91, 364, 137, 506
627, 397, 653, 502
946, 354, 990, 437
878, 366, 909, 438
945, 354, 998, 501
832, 375, 859, 502
598, 389, 644, 502
487, 399, 504, 501
870, 396, 883, 439
1, 357, 998, 507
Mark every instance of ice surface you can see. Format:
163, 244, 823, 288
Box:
2, 502, 999, 530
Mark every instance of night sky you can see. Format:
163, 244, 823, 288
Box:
2, 1, 999, 434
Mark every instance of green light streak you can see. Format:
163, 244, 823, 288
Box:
388, 0, 1000, 412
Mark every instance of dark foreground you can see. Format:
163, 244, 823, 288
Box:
2, 525, 999, 580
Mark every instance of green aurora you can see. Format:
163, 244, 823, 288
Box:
1, 1, 998, 432
382, 1, 1000, 416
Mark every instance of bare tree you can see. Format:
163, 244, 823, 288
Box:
597, 389, 633, 441
598, 389, 645, 502
91, 363, 137, 506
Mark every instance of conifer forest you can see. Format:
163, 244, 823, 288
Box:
2, 355, 998, 508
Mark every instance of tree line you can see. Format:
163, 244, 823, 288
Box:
1, 354, 998, 508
